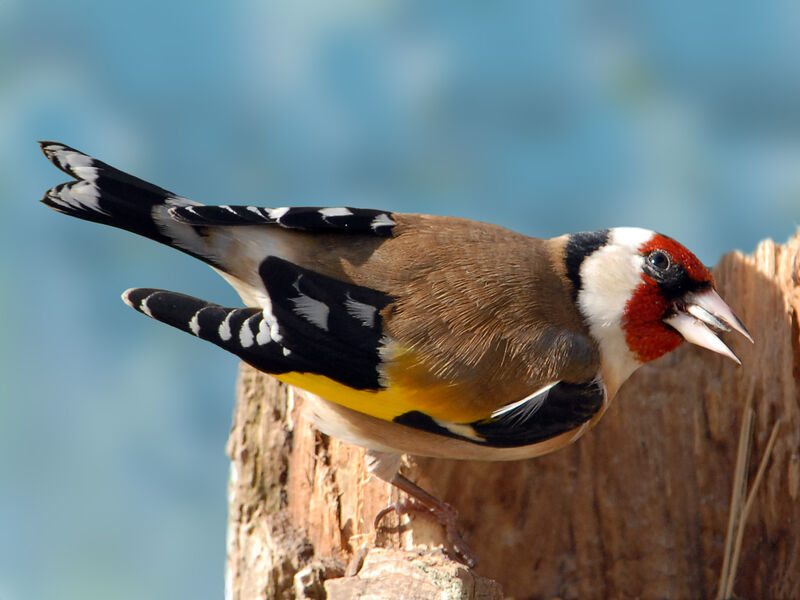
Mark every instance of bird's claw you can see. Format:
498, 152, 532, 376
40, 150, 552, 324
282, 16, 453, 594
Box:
374, 480, 478, 568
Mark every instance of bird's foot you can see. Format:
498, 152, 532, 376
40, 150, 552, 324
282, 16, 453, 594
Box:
374, 473, 478, 568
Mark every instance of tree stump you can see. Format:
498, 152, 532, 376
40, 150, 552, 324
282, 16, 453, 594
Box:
225, 233, 800, 600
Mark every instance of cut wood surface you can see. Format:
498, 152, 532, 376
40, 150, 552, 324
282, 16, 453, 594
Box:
225, 233, 800, 600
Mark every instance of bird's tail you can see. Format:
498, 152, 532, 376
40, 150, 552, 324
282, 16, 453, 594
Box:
39, 141, 212, 260
39, 141, 397, 279
40, 140, 400, 315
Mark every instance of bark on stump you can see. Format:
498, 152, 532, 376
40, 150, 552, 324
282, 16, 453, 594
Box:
225, 233, 800, 600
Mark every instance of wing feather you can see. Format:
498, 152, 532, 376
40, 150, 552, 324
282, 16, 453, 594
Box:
392, 380, 606, 449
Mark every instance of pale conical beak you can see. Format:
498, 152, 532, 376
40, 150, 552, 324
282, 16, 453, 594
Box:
663, 288, 753, 365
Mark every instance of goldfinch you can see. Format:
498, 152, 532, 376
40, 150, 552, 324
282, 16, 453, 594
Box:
40, 142, 752, 565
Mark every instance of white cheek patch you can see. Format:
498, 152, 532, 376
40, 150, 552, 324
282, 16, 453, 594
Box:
579, 254, 642, 327
578, 227, 652, 325
577, 227, 654, 387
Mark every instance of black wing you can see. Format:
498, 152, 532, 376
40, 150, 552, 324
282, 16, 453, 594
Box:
123, 256, 394, 391
392, 380, 605, 448
169, 205, 396, 236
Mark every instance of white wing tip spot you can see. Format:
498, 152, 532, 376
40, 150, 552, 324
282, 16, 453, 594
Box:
319, 207, 353, 218
219, 311, 234, 341
256, 315, 272, 345
344, 294, 377, 328
189, 310, 202, 336
434, 419, 485, 442
371, 213, 395, 230
163, 195, 199, 207
290, 293, 330, 331
266, 207, 290, 220
139, 294, 155, 318
239, 315, 256, 348
121, 289, 136, 309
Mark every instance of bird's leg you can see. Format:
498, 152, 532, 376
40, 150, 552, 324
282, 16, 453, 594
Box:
374, 473, 478, 568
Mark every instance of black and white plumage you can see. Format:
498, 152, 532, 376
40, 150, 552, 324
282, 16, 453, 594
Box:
122, 254, 393, 392
169, 204, 396, 235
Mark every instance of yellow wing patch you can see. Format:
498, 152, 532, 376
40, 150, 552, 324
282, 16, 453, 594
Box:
275, 344, 490, 424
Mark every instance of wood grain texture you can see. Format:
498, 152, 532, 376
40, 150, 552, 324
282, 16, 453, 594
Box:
225, 233, 800, 600
324, 549, 503, 600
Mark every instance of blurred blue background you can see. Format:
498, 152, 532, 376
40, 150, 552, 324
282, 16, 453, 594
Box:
2, 2, 799, 599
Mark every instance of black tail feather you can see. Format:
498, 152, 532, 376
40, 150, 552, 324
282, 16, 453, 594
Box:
39, 141, 197, 245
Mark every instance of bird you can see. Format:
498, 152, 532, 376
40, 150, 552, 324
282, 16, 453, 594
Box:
40, 141, 752, 566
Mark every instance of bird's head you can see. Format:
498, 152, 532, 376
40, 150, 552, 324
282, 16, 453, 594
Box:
568, 227, 752, 396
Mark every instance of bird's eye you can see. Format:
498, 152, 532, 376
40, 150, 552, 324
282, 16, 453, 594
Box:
647, 250, 671, 271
